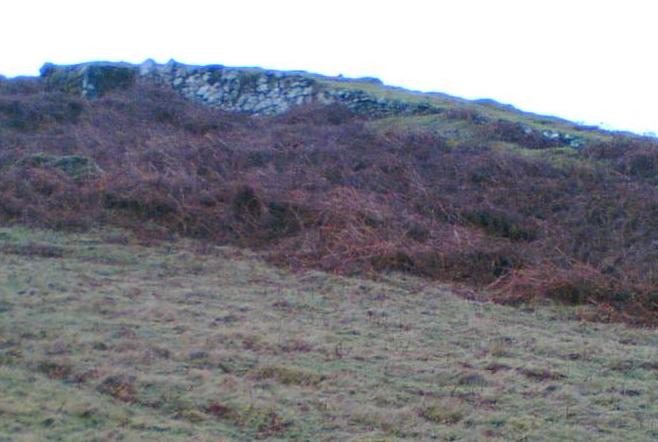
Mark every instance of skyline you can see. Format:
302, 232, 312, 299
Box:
2, 0, 656, 135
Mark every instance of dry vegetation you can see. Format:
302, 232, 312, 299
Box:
0, 226, 657, 440
1, 77, 657, 324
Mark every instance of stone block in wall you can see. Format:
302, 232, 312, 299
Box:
41, 62, 137, 98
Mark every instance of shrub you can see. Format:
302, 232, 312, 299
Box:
0, 80, 656, 324
15, 153, 100, 181
97, 374, 137, 402
0, 93, 84, 131
463, 208, 538, 241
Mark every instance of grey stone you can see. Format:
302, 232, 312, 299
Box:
41, 62, 136, 98
39, 60, 444, 118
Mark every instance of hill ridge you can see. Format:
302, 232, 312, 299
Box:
40, 59, 441, 117
39, 59, 593, 148
1, 60, 657, 325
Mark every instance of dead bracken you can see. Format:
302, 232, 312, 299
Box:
0, 76, 657, 324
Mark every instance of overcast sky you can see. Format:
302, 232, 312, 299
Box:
1, 0, 656, 134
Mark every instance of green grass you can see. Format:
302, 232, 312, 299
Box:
367, 113, 480, 141
318, 78, 463, 107
317, 77, 613, 145
1, 226, 657, 440
491, 142, 606, 171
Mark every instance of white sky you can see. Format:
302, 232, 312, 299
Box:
1, 0, 657, 134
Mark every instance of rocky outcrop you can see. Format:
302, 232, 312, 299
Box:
40, 60, 442, 117
536, 128, 584, 148
41, 62, 136, 98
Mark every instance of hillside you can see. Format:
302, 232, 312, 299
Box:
1, 61, 657, 327
1, 60, 658, 440
1, 226, 656, 440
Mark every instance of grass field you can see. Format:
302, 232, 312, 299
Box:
1, 226, 657, 441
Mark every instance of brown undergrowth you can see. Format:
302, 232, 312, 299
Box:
0, 79, 657, 324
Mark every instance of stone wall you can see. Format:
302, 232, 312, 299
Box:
41, 62, 136, 99
40, 60, 443, 117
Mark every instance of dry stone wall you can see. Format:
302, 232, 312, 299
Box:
41, 60, 442, 117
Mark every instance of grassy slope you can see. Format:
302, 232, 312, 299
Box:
317, 78, 613, 143
1, 226, 657, 441
318, 76, 618, 171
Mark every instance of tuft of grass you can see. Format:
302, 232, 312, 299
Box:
419, 398, 467, 425
253, 365, 326, 386
96, 374, 138, 403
